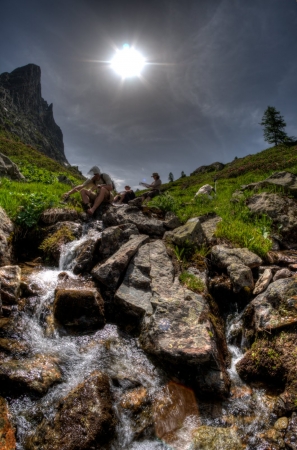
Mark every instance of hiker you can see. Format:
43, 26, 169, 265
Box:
113, 185, 135, 204
62, 166, 114, 215
139, 172, 162, 204
194, 184, 216, 199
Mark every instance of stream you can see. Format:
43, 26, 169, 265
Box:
7, 223, 277, 449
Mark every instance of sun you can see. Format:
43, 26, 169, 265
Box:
111, 44, 145, 78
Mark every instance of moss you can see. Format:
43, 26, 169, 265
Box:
179, 271, 205, 293
39, 226, 75, 261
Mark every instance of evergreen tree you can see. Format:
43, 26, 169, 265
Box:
260, 106, 287, 146
168, 172, 174, 182
181, 171, 186, 178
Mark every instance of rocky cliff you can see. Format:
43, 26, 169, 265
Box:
0, 64, 68, 164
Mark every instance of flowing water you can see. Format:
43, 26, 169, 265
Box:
7, 224, 276, 449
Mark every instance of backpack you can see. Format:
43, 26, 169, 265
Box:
102, 173, 116, 190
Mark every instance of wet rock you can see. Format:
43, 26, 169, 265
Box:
40, 208, 79, 225
261, 427, 286, 449
273, 268, 292, 281
0, 338, 29, 356
39, 223, 79, 265
0, 207, 14, 267
25, 370, 115, 450
211, 245, 262, 269
48, 221, 82, 238
53, 288, 105, 332
0, 266, 21, 305
0, 354, 61, 395
284, 412, 297, 449
244, 278, 297, 332
119, 387, 153, 439
274, 417, 289, 431
163, 217, 205, 247
192, 425, 242, 450
163, 211, 181, 230
91, 234, 149, 289
253, 268, 273, 295
71, 236, 101, 275
0, 396, 16, 450
114, 243, 153, 331
99, 223, 139, 261
102, 204, 165, 237
227, 263, 254, 293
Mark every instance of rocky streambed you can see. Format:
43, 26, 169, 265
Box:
1, 184, 297, 449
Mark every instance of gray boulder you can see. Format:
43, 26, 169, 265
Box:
102, 205, 165, 237
227, 263, 254, 293
163, 211, 181, 230
99, 223, 139, 261
0, 152, 25, 180
0, 207, 14, 266
40, 208, 79, 225
199, 213, 222, 245
211, 245, 262, 269
163, 217, 205, 247
91, 234, 149, 289
273, 268, 292, 281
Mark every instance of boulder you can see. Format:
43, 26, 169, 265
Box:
0, 152, 25, 180
267, 250, 297, 266
0, 207, 14, 267
192, 425, 242, 450
243, 278, 297, 332
91, 234, 149, 289
25, 371, 115, 450
211, 245, 262, 269
102, 205, 165, 237
0, 266, 21, 305
40, 208, 79, 225
265, 171, 297, 196
0, 396, 16, 449
253, 268, 273, 295
163, 217, 205, 247
114, 243, 153, 331
99, 223, 139, 261
247, 193, 297, 246
39, 223, 79, 265
227, 263, 254, 293
53, 288, 105, 332
140, 242, 229, 396
0, 354, 61, 395
199, 213, 222, 245
163, 211, 181, 230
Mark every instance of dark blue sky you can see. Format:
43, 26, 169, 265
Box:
1, 0, 297, 189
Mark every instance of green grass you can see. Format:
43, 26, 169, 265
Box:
179, 271, 205, 293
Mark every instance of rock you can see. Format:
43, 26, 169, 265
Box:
192, 425, 242, 450
0, 396, 16, 449
199, 213, 222, 245
53, 288, 105, 332
211, 245, 262, 269
244, 278, 297, 332
140, 241, 229, 396
114, 243, 153, 331
163, 211, 181, 230
0, 266, 21, 305
39, 223, 79, 265
128, 197, 143, 207
0, 354, 61, 395
91, 234, 149, 289
274, 417, 289, 431
0, 152, 25, 180
273, 268, 292, 281
247, 193, 297, 246
190, 161, 225, 176
227, 263, 254, 293
0, 338, 29, 356
163, 217, 205, 247
25, 371, 115, 450
102, 205, 165, 237
0, 207, 14, 267
265, 171, 297, 196
0, 64, 67, 164
253, 268, 273, 295
261, 427, 286, 449
40, 208, 79, 225
284, 412, 297, 449
99, 223, 139, 261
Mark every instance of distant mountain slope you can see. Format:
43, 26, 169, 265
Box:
0, 64, 67, 164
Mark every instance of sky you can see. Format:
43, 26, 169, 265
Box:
1, 0, 297, 190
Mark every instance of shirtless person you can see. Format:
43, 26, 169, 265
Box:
62, 166, 113, 215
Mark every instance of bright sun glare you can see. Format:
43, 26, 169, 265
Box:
111, 44, 145, 78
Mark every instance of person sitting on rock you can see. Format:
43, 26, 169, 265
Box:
62, 166, 114, 215
113, 185, 136, 204
139, 172, 162, 204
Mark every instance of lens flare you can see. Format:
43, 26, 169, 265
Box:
111, 45, 145, 78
